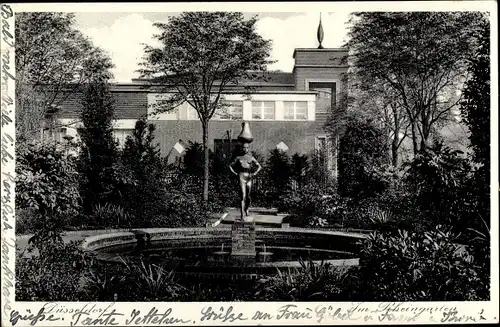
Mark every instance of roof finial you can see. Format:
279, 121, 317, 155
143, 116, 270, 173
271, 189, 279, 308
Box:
317, 13, 324, 49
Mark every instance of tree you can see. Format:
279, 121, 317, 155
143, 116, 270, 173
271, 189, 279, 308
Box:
346, 12, 484, 156
139, 12, 273, 203
267, 149, 292, 197
460, 16, 490, 243
122, 119, 164, 175
122, 119, 168, 224
15, 12, 113, 143
78, 81, 119, 212
461, 16, 490, 174
337, 114, 389, 199
16, 142, 80, 253
347, 76, 410, 167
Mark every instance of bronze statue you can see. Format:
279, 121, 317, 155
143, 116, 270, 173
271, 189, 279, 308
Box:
229, 122, 262, 221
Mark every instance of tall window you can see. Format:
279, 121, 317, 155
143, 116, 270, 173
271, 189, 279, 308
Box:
214, 100, 243, 120
252, 101, 275, 120
284, 101, 307, 120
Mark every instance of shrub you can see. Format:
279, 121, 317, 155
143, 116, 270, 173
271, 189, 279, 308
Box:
150, 190, 206, 228
119, 258, 187, 301
15, 209, 38, 235
348, 226, 489, 301
82, 263, 125, 301
91, 203, 132, 228
16, 141, 80, 251
405, 140, 472, 230
266, 149, 292, 200
78, 81, 120, 212
338, 116, 389, 199
16, 241, 93, 301
279, 184, 348, 227
255, 259, 348, 301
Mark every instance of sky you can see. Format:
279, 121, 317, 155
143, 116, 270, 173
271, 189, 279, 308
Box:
73, 12, 352, 82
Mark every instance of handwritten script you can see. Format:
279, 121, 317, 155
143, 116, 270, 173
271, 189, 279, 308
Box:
1, 3, 16, 323
7, 302, 492, 326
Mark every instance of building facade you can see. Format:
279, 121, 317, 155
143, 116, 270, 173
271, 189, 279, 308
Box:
47, 39, 348, 178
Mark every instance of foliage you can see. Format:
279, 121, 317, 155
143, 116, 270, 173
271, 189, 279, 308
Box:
122, 119, 164, 174
405, 140, 471, 229
460, 17, 490, 237
15, 209, 39, 235
15, 12, 113, 143
266, 149, 292, 199
16, 242, 93, 301
348, 227, 489, 301
78, 81, 119, 212
346, 12, 486, 154
338, 115, 389, 199
90, 203, 132, 228
16, 141, 80, 252
119, 258, 187, 301
290, 153, 309, 188
182, 141, 207, 177
149, 190, 207, 228
279, 184, 348, 227
255, 259, 348, 301
121, 119, 173, 225
82, 264, 124, 301
139, 11, 273, 202
308, 147, 331, 188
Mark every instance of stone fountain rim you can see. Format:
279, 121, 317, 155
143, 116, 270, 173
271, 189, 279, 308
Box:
81, 226, 367, 252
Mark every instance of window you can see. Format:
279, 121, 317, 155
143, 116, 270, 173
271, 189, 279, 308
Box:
113, 129, 134, 147
284, 101, 308, 120
252, 101, 275, 120
42, 128, 67, 142
214, 101, 243, 120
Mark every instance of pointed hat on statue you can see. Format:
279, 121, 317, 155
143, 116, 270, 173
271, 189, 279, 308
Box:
237, 122, 253, 143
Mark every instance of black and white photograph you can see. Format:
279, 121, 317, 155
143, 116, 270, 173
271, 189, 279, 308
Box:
1, 1, 498, 326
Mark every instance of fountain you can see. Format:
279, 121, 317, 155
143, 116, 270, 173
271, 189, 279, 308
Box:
81, 123, 367, 279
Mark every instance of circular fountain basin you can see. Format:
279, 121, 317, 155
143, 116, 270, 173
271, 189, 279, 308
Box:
81, 227, 366, 279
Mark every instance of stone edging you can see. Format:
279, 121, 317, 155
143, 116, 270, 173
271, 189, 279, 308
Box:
81, 227, 367, 252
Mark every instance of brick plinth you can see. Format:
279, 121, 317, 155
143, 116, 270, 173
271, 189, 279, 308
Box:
231, 217, 256, 264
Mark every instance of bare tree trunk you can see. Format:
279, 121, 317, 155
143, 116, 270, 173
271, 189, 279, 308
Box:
202, 121, 210, 203
391, 134, 399, 167
411, 120, 419, 156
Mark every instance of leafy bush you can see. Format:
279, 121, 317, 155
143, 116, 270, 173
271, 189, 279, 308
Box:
348, 227, 489, 301
266, 149, 292, 200
15, 209, 38, 235
78, 81, 120, 212
82, 263, 124, 301
148, 187, 206, 228
16, 141, 80, 251
16, 241, 93, 301
91, 203, 132, 228
255, 259, 348, 301
119, 258, 187, 301
405, 140, 472, 230
279, 184, 348, 227
338, 116, 389, 199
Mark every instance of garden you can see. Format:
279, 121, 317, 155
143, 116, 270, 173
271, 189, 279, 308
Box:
14, 11, 491, 302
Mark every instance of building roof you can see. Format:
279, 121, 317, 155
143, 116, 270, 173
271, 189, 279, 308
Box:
130, 71, 295, 87
56, 91, 148, 119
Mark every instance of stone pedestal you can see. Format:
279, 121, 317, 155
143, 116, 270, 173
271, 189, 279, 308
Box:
231, 216, 256, 264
